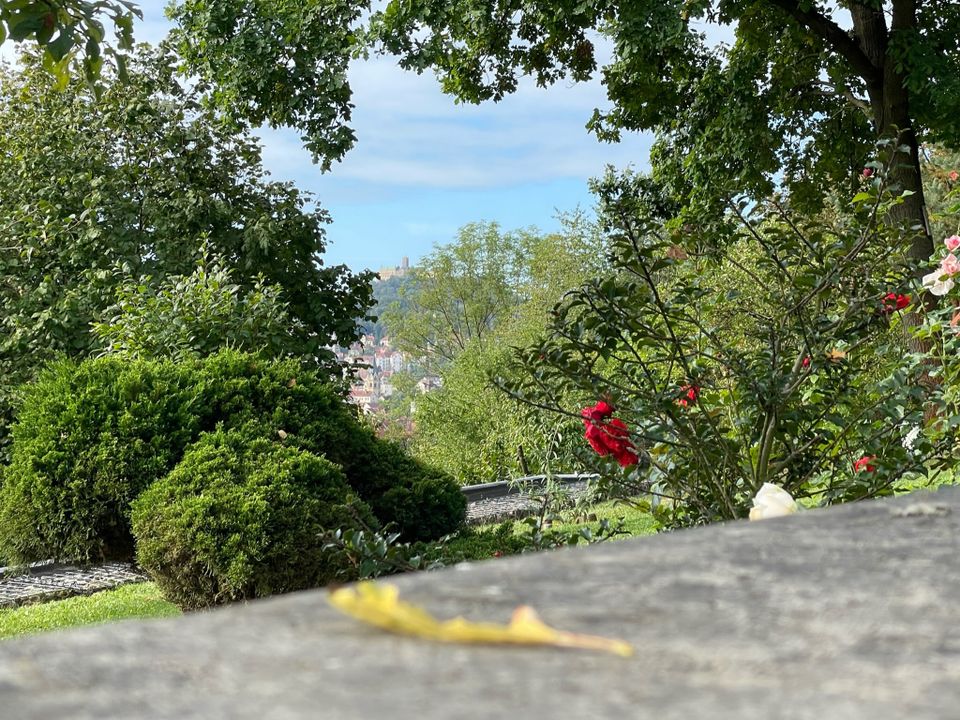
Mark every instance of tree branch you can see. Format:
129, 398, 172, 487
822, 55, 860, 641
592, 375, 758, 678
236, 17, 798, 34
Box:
766, 0, 881, 85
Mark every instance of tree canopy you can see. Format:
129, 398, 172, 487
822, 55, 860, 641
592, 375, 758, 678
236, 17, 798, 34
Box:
0, 0, 140, 84
372, 0, 958, 255
382, 222, 539, 364
170, 1, 960, 260
0, 49, 374, 447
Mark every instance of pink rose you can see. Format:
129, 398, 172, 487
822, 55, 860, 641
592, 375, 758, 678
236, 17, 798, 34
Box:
951, 171, 959, 182
862, 168, 873, 178
946, 236, 960, 252
942, 254, 960, 276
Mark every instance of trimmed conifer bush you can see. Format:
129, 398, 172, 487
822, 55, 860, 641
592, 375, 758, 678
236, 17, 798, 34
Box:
0, 350, 464, 565
132, 428, 374, 609
0, 357, 199, 563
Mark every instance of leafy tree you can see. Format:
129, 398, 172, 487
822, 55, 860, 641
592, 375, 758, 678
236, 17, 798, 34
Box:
1, 0, 140, 84
167, 0, 361, 170
91, 250, 309, 362
382, 222, 534, 365
0, 49, 374, 450
369, 0, 960, 259
171, 0, 960, 260
408, 214, 610, 482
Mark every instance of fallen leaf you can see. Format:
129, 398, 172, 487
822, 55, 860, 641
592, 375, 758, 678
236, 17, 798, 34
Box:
328, 582, 633, 657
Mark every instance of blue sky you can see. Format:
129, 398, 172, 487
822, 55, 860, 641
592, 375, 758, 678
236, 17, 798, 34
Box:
135, 3, 657, 272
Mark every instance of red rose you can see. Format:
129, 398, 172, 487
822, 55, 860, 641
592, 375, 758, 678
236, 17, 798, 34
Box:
801, 356, 811, 368
862, 167, 873, 178
581, 402, 638, 467
882, 293, 910, 313
581, 400, 614, 422
853, 455, 876, 473
676, 384, 699, 407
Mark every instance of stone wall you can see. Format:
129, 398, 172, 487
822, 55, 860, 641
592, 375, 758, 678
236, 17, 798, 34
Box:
1, 488, 958, 719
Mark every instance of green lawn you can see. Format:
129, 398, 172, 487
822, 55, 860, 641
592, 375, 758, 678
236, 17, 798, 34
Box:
0, 498, 657, 640
0, 582, 180, 641
429, 498, 659, 563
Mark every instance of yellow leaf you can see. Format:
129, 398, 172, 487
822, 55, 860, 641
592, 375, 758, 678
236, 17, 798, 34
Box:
825, 349, 847, 362
328, 582, 633, 657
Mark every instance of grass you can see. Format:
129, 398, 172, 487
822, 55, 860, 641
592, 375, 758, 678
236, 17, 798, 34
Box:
0, 581, 180, 641
425, 497, 659, 564
0, 498, 657, 640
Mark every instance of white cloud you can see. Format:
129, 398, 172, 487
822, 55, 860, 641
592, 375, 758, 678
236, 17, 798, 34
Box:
259, 53, 653, 193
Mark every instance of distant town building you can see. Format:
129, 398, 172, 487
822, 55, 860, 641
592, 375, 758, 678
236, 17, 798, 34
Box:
334, 332, 438, 417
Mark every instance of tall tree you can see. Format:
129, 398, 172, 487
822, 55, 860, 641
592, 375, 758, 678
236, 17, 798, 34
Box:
171, 1, 960, 260
0, 49, 374, 447
390, 214, 609, 482
382, 222, 533, 363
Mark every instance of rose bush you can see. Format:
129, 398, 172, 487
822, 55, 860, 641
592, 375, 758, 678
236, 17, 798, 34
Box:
502, 143, 948, 526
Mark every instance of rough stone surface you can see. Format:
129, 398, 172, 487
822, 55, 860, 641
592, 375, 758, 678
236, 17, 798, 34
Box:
0, 563, 147, 609
2, 488, 959, 719
465, 480, 591, 524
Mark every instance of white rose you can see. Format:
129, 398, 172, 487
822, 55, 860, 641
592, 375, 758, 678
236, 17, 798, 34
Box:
922, 269, 955, 296
902, 425, 921, 452
748, 483, 798, 521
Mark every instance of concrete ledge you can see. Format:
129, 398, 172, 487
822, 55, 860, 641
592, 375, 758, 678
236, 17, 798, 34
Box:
1, 488, 959, 719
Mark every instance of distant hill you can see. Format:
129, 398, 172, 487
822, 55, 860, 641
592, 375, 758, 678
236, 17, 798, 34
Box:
361, 273, 416, 342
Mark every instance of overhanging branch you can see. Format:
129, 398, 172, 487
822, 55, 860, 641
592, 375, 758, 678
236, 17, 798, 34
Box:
765, 0, 881, 85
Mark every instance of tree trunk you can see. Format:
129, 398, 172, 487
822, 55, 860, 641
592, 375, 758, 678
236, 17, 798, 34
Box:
851, 2, 933, 263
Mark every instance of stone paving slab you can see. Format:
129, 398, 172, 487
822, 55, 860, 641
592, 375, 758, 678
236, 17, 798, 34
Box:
1, 487, 958, 719
0, 562, 147, 609
464, 480, 591, 524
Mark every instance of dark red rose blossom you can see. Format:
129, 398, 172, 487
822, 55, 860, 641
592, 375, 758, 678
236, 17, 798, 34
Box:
581, 400, 614, 422
801, 356, 811, 368
676, 384, 700, 407
581, 402, 638, 467
881, 293, 910, 313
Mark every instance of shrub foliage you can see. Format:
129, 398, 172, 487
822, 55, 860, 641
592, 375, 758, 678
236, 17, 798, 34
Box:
0, 350, 464, 565
131, 429, 374, 609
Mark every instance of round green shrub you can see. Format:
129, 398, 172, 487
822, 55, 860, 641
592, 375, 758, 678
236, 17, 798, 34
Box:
365, 441, 466, 542
131, 428, 375, 609
0, 349, 464, 564
190, 351, 465, 541
0, 357, 199, 563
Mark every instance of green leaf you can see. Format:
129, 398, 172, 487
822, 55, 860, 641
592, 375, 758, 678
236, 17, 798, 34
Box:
8, 9, 48, 41
46, 27, 76, 62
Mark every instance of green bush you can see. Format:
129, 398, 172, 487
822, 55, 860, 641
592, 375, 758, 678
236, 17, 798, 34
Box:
0, 350, 465, 564
505, 159, 940, 526
189, 351, 465, 541
0, 358, 199, 563
132, 429, 374, 609
368, 441, 467, 542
